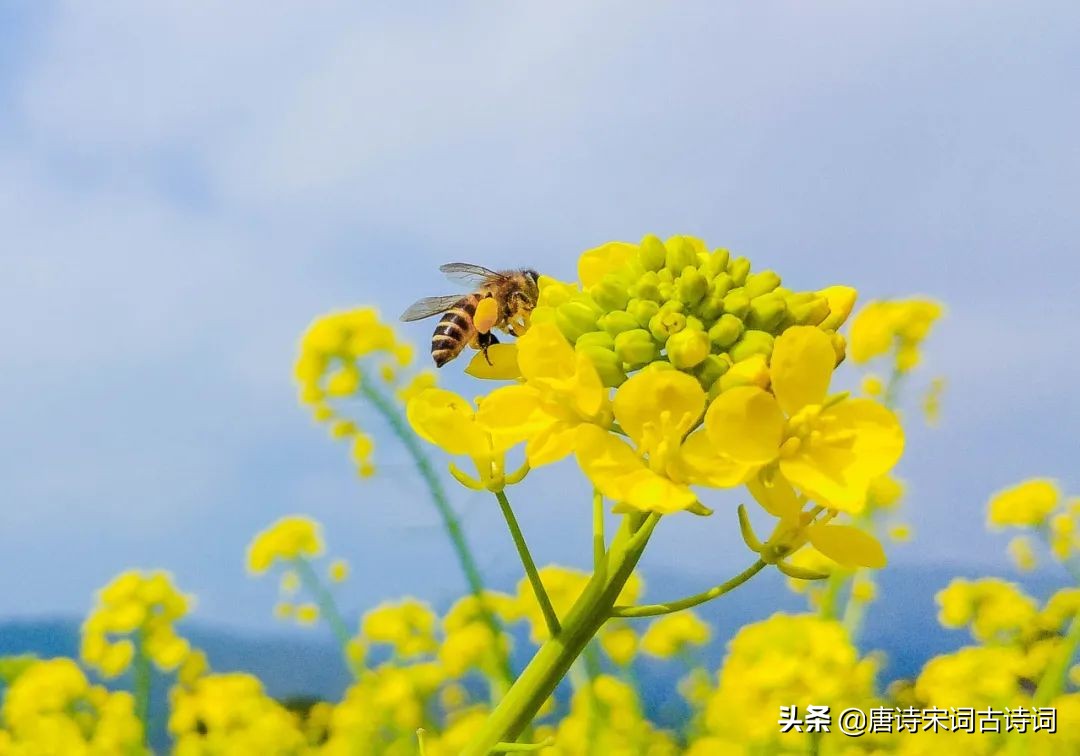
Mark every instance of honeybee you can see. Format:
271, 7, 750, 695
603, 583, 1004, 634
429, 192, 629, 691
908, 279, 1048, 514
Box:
400, 263, 541, 367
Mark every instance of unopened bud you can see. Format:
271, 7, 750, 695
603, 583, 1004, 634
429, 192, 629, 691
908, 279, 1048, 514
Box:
710, 273, 733, 299
818, 286, 858, 330
649, 310, 687, 343
790, 297, 830, 326
627, 299, 660, 328
615, 329, 658, 368
831, 332, 847, 365
685, 315, 705, 332
599, 310, 641, 336
745, 270, 781, 298
677, 267, 708, 306
555, 300, 600, 342
730, 330, 775, 362
664, 236, 698, 275
718, 355, 770, 392
576, 331, 615, 351
746, 293, 788, 332
631, 271, 662, 302
638, 234, 667, 272
578, 345, 627, 387
592, 275, 630, 312
709, 248, 731, 275
695, 353, 732, 387
708, 313, 744, 348
722, 289, 751, 319
667, 328, 711, 369
727, 256, 751, 286
696, 296, 726, 322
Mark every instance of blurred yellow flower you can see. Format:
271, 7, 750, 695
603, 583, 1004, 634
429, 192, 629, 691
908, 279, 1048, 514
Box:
246, 515, 324, 575
1008, 535, 1038, 571
849, 298, 943, 371
987, 478, 1060, 528
328, 559, 349, 583
361, 598, 438, 658
640, 612, 712, 659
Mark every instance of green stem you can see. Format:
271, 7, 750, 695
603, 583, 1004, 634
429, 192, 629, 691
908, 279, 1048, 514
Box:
293, 557, 354, 663
359, 380, 514, 688
611, 559, 766, 618
593, 491, 606, 571
462, 514, 660, 754
133, 628, 152, 746
496, 490, 561, 638
1033, 611, 1080, 705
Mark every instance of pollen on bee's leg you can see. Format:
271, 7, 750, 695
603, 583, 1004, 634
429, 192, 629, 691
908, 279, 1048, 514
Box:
474, 296, 499, 334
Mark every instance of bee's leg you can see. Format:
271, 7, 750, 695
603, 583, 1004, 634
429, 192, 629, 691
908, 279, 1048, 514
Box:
477, 331, 500, 365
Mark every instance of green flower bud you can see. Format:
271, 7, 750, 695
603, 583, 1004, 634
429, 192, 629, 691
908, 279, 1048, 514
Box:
710, 273, 733, 299
695, 353, 732, 388
711, 247, 731, 271
708, 313, 744, 348
727, 256, 751, 286
649, 310, 687, 343
790, 297, 830, 326
666, 328, 710, 369
746, 293, 788, 332
685, 315, 705, 332
614, 329, 658, 368
555, 300, 600, 342
599, 310, 642, 336
722, 289, 751, 319
659, 299, 686, 315
578, 345, 627, 387
627, 299, 660, 328
696, 296, 726, 322
576, 331, 615, 351
638, 234, 667, 272
745, 270, 781, 298
664, 236, 698, 275
591, 274, 630, 312
730, 330, 775, 362
657, 268, 675, 285
658, 282, 675, 302
676, 267, 708, 306
631, 271, 662, 302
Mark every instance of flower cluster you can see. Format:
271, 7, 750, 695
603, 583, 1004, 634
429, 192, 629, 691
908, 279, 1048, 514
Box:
849, 297, 943, 373
295, 307, 433, 477
984, 478, 1080, 571
81, 570, 194, 678
0, 658, 144, 754
410, 238, 904, 581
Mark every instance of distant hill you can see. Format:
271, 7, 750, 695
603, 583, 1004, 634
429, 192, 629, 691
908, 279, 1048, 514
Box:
0, 564, 1062, 748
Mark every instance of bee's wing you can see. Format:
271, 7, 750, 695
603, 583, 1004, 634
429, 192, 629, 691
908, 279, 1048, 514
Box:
399, 295, 464, 322
439, 262, 505, 286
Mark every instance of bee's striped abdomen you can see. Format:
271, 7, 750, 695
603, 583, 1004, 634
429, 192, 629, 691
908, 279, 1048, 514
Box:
431, 295, 478, 367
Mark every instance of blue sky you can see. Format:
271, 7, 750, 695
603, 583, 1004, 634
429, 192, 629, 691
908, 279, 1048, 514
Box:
1, 1, 1078, 634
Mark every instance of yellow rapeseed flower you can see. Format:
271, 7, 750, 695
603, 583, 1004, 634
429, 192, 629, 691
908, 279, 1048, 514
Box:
246, 515, 325, 574
706, 326, 904, 514
987, 478, 1060, 528
361, 598, 438, 658
640, 611, 712, 659
849, 298, 943, 371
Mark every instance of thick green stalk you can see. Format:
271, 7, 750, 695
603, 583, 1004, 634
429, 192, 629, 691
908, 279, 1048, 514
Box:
359, 380, 514, 687
462, 515, 659, 755
1034, 611, 1080, 705
496, 490, 561, 637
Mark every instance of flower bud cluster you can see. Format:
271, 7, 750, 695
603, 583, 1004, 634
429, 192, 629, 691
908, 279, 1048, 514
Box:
531, 235, 856, 395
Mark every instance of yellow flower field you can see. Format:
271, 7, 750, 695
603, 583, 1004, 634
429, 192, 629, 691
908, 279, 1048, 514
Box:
3, 236, 1075, 755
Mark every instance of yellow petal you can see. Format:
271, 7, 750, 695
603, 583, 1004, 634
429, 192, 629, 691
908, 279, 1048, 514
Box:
806, 524, 887, 568
746, 472, 802, 520
614, 369, 705, 444
679, 431, 755, 488
406, 389, 488, 458
578, 242, 637, 288
476, 385, 547, 453
770, 326, 836, 416
779, 446, 867, 514
704, 387, 784, 465
576, 425, 696, 514
825, 399, 904, 478
465, 344, 521, 380
518, 322, 576, 382
526, 421, 580, 467
572, 351, 608, 419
